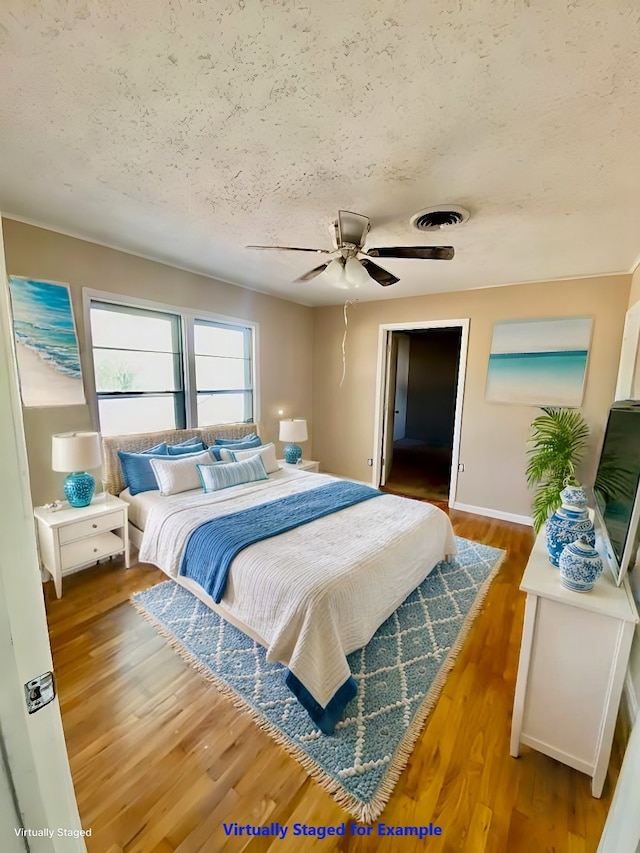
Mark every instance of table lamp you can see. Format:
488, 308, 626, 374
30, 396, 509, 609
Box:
279, 419, 308, 465
52, 431, 102, 507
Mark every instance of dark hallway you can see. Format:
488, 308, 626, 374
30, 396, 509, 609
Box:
382, 327, 461, 503
383, 440, 451, 501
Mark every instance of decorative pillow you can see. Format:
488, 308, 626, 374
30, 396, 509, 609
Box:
197, 455, 268, 493
149, 450, 213, 496
142, 442, 168, 454
214, 434, 260, 446
118, 447, 172, 496
222, 441, 280, 474
209, 436, 262, 461
167, 441, 207, 455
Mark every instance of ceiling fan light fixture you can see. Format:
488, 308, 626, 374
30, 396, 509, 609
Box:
322, 257, 349, 289
344, 257, 371, 286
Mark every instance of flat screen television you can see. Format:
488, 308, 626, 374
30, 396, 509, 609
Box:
592, 400, 640, 586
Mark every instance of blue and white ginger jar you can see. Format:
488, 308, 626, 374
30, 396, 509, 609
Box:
546, 484, 595, 567
559, 536, 603, 592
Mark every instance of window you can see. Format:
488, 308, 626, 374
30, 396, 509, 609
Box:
194, 320, 253, 427
88, 298, 255, 436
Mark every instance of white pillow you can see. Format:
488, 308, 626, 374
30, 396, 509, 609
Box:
197, 455, 268, 492
149, 450, 213, 496
220, 441, 280, 474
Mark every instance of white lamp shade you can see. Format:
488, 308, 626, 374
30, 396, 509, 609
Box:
322, 258, 349, 290
279, 419, 308, 443
344, 257, 371, 286
52, 432, 102, 473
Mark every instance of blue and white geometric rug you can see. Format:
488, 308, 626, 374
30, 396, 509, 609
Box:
132, 537, 505, 822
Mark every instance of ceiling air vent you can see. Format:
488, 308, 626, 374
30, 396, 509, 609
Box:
410, 205, 470, 231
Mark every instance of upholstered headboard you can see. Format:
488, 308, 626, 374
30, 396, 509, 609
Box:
101, 423, 260, 495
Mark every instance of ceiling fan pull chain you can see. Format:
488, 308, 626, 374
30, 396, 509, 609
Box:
339, 300, 354, 388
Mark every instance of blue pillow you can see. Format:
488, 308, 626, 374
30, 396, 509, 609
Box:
167, 441, 206, 455
197, 455, 268, 492
118, 449, 170, 496
169, 436, 205, 449
214, 434, 259, 446
142, 442, 168, 454
208, 436, 261, 460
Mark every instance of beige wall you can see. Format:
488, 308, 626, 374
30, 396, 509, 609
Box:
2, 219, 314, 506
313, 274, 631, 519
629, 261, 640, 308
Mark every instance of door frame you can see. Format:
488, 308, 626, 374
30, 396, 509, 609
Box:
0, 217, 86, 850
372, 319, 470, 505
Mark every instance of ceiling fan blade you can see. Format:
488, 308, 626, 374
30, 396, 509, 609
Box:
359, 259, 399, 287
246, 245, 331, 254
294, 262, 331, 282
365, 246, 455, 260
337, 211, 370, 248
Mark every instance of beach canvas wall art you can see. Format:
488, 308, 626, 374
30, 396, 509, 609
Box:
486, 317, 592, 406
8, 276, 86, 407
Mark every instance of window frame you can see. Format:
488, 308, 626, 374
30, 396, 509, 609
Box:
82, 289, 259, 434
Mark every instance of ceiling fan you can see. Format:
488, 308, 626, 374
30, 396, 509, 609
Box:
247, 210, 455, 288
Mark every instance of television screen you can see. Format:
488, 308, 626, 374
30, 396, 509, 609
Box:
594, 401, 640, 572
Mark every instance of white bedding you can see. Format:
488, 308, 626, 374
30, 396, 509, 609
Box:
120, 468, 293, 529
119, 487, 167, 529
138, 469, 456, 713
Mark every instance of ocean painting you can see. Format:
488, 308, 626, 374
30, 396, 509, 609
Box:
485, 317, 592, 406
8, 277, 85, 407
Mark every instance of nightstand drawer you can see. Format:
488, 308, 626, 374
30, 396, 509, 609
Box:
58, 511, 124, 545
60, 532, 124, 571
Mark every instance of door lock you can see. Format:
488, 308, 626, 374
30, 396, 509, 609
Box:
24, 672, 56, 714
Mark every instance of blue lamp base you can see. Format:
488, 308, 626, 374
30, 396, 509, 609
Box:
283, 443, 302, 465
64, 472, 96, 508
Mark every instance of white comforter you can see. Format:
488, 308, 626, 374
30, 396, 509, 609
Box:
139, 470, 456, 710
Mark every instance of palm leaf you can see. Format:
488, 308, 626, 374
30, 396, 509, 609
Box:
526, 407, 590, 533
532, 479, 565, 533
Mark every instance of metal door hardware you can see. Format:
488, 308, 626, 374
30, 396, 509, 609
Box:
24, 671, 56, 714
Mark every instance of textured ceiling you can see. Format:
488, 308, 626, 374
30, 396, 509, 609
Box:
1, 1, 639, 306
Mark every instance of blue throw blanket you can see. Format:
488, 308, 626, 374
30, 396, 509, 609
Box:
179, 480, 383, 733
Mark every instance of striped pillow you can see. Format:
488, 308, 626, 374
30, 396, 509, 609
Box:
197, 455, 268, 493
149, 450, 213, 496
222, 441, 280, 474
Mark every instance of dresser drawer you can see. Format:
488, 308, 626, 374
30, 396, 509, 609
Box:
58, 511, 124, 545
60, 532, 124, 571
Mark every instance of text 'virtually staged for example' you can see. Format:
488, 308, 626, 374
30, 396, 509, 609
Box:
222, 822, 444, 839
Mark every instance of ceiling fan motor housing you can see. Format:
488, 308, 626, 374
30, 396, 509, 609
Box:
410, 205, 470, 231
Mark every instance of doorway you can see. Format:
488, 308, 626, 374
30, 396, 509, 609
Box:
373, 320, 469, 505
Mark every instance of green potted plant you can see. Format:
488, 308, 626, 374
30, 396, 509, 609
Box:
526, 407, 589, 533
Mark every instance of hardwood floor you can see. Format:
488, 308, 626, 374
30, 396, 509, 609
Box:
44, 509, 624, 852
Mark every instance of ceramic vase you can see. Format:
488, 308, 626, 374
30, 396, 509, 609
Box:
558, 536, 603, 592
546, 484, 595, 567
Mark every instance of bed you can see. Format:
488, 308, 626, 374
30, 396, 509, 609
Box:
103, 424, 457, 733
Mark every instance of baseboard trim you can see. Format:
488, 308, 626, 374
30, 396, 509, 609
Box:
450, 502, 533, 527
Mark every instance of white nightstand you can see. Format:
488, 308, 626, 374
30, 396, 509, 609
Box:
34, 493, 130, 598
278, 459, 320, 473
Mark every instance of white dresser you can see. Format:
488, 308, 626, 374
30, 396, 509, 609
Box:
34, 493, 130, 598
510, 526, 638, 796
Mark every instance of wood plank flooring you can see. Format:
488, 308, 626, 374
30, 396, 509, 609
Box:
44, 509, 623, 852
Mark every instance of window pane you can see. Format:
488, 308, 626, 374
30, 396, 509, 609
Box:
97, 396, 177, 436
90, 306, 178, 353
94, 349, 179, 392
197, 393, 248, 426
195, 355, 247, 391
194, 322, 246, 358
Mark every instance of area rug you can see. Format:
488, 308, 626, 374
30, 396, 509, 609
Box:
131, 537, 505, 821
